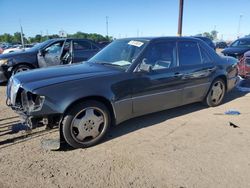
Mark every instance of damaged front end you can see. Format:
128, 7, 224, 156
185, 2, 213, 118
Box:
6, 76, 61, 130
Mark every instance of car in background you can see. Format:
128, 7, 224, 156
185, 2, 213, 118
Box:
238, 50, 250, 78
0, 38, 101, 82
221, 37, 250, 59
98, 41, 111, 48
6, 37, 239, 148
2, 44, 34, 54
215, 41, 228, 49
194, 36, 216, 50
0, 42, 12, 50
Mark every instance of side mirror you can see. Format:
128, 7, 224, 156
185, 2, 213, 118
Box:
139, 58, 152, 73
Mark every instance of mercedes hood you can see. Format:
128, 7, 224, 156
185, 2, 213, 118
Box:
12, 62, 121, 91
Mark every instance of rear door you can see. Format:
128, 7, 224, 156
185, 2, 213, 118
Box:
177, 41, 216, 104
73, 40, 100, 62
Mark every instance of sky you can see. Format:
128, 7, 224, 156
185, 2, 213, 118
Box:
0, 0, 250, 41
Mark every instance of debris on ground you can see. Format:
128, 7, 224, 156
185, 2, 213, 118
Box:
229, 122, 240, 128
41, 139, 61, 151
224, 109, 241, 115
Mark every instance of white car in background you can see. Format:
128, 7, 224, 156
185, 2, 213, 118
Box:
2, 44, 34, 54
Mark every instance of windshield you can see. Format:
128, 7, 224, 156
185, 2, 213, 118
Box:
89, 39, 148, 69
230, 39, 250, 47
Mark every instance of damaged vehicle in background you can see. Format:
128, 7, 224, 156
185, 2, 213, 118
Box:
6, 37, 239, 148
0, 38, 101, 83
238, 50, 250, 78
222, 37, 250, 59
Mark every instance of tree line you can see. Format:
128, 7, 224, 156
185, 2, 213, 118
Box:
0, 31, 112, 44
195, 30, 218, 40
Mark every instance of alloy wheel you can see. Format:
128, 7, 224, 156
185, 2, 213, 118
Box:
70, 107, 106, 144
210, 80, 225, 105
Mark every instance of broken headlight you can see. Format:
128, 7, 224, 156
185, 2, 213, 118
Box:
21, 91, 45, 112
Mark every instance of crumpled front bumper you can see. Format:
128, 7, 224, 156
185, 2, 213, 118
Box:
0, 65, 8, 83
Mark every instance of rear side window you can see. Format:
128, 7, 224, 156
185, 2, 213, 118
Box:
200, 47, 213, 64
178, 41, 202, 66
73, 41, 92, 50
91, 43, 99, 50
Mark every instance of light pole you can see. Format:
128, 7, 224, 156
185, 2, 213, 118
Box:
106, 16, 109, 38
237, 14, 243, 38
177, 0, 184, 36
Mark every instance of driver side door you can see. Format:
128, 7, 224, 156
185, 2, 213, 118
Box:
37, 40, 64, 67
132, 40, 185, 117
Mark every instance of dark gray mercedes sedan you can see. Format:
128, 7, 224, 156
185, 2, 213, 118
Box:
6, 37, 239, 148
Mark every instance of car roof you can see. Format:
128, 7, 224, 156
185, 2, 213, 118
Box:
236, 37, 250, 41
116, 36, 204, 42
46, 38, 97, 42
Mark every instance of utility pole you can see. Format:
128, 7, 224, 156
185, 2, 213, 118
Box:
20, 24, 25, 49
106, 16, 109, 38
177, 0, 184, 36
19, 19, 25, 49
237, 14, 243, 38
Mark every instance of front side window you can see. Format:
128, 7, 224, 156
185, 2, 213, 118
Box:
140, 41, 177, 70
44, 41, 64, 54
178, 41, 202, 66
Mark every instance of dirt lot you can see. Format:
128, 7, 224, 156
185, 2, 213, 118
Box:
0, 83, 250, 188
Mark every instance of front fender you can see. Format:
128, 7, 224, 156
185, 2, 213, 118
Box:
30, 79, 114, 117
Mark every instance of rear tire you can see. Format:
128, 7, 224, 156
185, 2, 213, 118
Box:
62, 100, 111, 148
204, 78, 226, 107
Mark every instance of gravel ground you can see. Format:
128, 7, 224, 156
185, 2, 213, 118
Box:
0, 83, 250, 188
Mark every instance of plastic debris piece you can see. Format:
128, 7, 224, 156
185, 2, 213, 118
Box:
229, 122, 240, 128
11, 123, 30, 133
41, 139, 60, 151
224, 109, 241, 115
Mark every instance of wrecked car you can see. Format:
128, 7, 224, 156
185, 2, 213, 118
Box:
238, 50, 250, 78
222, 37, 250, 59
6, 37, 239, 148
0, 38, 101, 83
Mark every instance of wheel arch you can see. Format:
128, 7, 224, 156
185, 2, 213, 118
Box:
63, 96, 116, 126
214, 74, 227, 91
12, 62, 36, 71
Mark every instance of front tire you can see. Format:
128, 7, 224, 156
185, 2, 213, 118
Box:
204, 78, 226, 107
62, 100, 111, 148
12, 65, 31, 75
